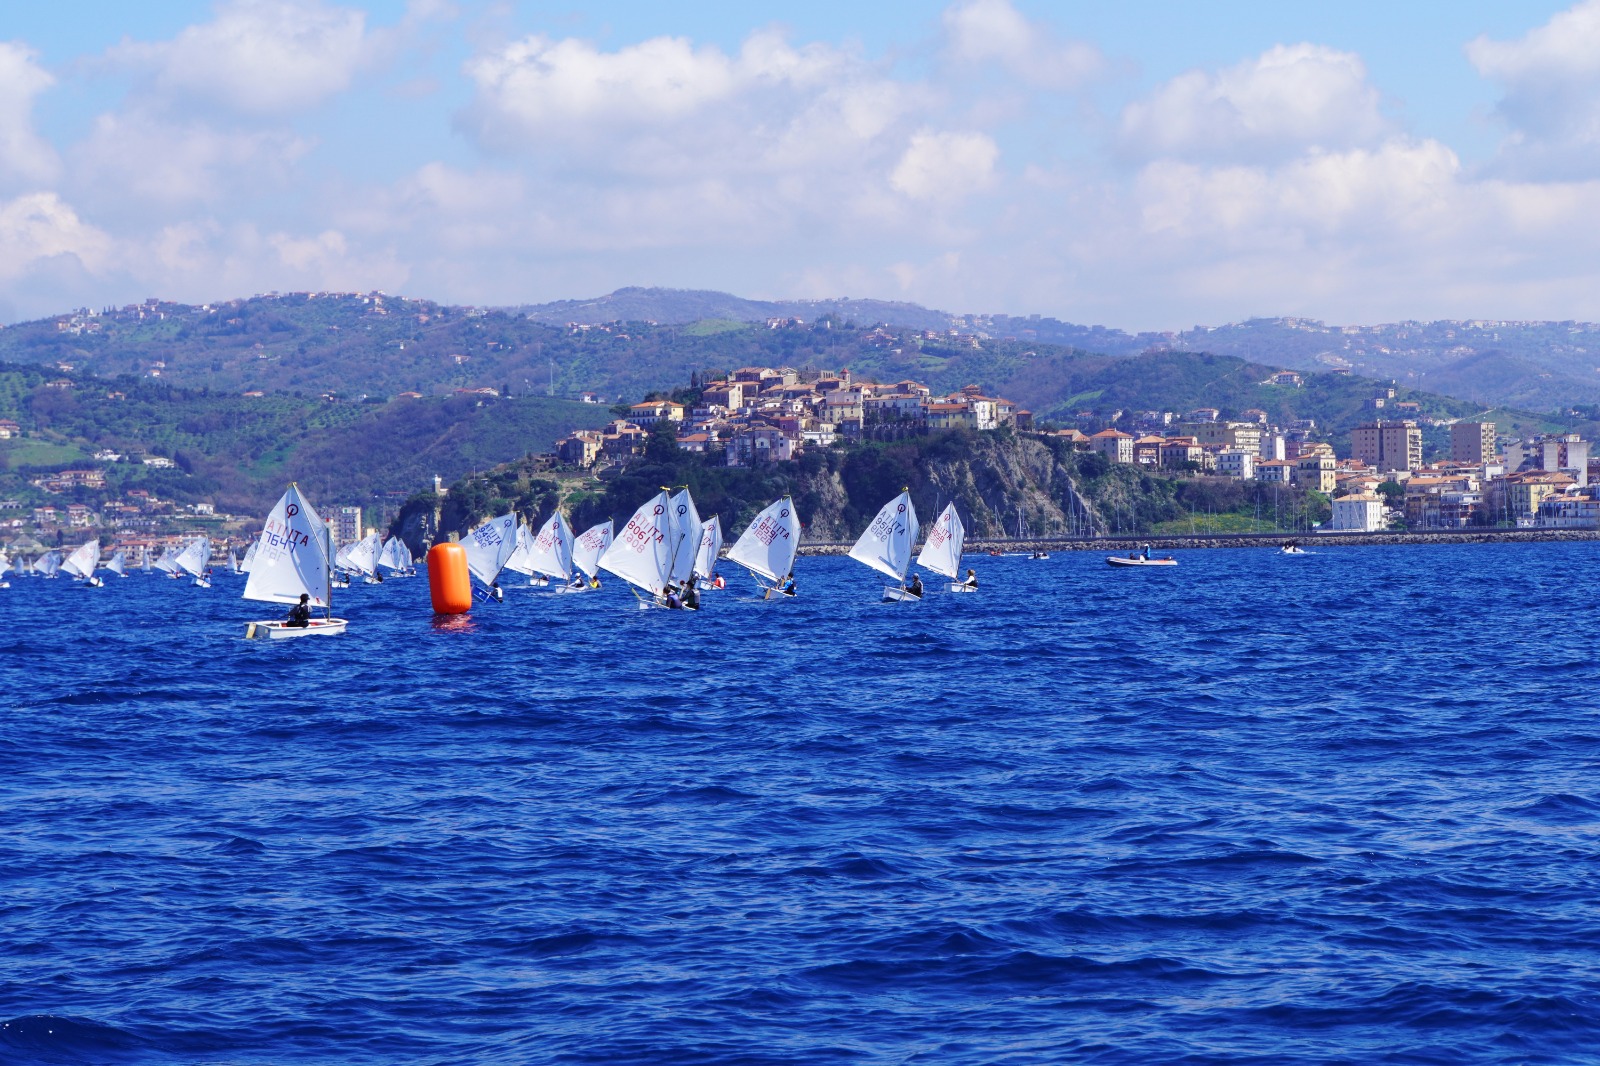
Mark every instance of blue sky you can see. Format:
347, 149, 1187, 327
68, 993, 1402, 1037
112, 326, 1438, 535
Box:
1, 0, 1597, 328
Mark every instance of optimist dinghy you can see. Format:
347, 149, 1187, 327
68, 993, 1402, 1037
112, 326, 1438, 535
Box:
850, 489, 920, 601
918, 503, 975, 593
726, 496, 800, 599
242, 484, 348, 639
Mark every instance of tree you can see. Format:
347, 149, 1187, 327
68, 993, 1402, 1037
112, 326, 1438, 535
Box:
644, 419, 680, 463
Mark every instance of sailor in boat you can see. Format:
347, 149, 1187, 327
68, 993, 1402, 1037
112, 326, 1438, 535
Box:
712, 574, 725, 589
287, 593, 312, 629
664, 583, 684, 609
569, 573, 586, 590
489, 579, 504, 603
779, 573, 796, 596
682, 577, 700, 611
589, 574, 601, 589
963, 568, 978, 589
905, 573, 924, 599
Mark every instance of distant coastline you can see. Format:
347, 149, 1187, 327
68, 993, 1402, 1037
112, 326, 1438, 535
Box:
794, 528, 1600, 555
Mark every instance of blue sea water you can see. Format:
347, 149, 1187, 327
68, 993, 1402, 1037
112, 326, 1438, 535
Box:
3, 542, 1600, 1065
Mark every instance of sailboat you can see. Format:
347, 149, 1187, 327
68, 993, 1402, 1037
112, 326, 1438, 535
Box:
693, 516, 723, 590
34, 551, 61, 579
850, 489, 920, 601
597, 491, 678, 608
528, 511, 578, 592
376, 535, 411, 577
725, 497, 800, 599
666, 488, 701, 595
153, 547, 180, 577
106, 550, 127, 578
140, 547, 152, 574
174, 537, 213, 587
61, 539, 105, 587
570, 520, 613, 591
227, 549, 242, 576
501, 521, 540, 585
240, 541, 257, 574
243, 484, 347, 639
918, 503, 972, 593
0, 549, 11, 588
462, 512, 519, 601
344, 531, 383, 584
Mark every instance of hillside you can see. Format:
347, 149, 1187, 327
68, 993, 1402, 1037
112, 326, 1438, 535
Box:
394, 426, 1333, 553
2, 295, 1582, 448
0, 363, 609, 516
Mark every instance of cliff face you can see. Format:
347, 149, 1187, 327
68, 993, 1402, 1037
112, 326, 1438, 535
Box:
913, 434, 1089, 538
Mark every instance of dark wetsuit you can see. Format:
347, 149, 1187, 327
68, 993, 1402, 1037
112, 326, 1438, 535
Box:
286, 603, 311, 628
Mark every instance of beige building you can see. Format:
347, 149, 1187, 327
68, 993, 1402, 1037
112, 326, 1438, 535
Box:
1090, 429, 1135, 464
1294, 454, 1337, 493
1450, 421, 1497, 465
1352, 420, 1422, 473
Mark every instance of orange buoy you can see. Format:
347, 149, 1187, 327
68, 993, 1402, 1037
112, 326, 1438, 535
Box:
427, 542, 472, 614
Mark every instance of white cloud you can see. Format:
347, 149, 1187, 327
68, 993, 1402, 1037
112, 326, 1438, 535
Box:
890, 130, 999, 203
0, 193, 112, 281
110, 0, 370, 116
1468, 0, 1600, 178
0, 41, 59, 184
1119, 44, 1392, 164
942, 0, 1106, 90
69, 110, 312, 211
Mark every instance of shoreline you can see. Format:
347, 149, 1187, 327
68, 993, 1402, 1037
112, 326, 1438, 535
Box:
793, 528, 1600, 555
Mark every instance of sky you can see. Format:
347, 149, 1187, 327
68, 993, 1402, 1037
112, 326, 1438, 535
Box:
2, 0, 1599, 329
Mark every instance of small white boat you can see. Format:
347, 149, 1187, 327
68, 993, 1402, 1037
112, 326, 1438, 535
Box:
946, 582, 978, 593
1280, 546, 1310, 555
246, 618, 350, 640
851, 489, 918, 602
1107, 554, 1177, 567
918, 503, 974, 595
727, 496, 801, 602
1030, 551, 1050, 560
242, 484, 348, 639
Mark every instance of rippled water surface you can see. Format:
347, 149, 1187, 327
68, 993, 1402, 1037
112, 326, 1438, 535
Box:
4, 542, 1600, 1065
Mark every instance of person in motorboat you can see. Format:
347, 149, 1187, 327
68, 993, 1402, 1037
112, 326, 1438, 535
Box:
964, 568, 978, 589
286, 593, 312, 628
1140, 543, 1152, 560
906, 573, 924, 599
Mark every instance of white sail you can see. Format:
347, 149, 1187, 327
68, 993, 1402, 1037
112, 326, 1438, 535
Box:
849, 490, 919, 582
463, 512, 518, 587
141, 547, 152, 573
106, 550, 126, 577
377, 536, 408, 572
665, 489, 701, 585
501, 522, 537, 576
598, 491, 673, 595
727, 497, 801, 583
343, 531, 381, 576
61, 539, 101, 581
243, 484, 334, 607
528, 511, 576, 582
692, 516, 722, 582
153, 548, 179, 574
36, 551, 61, 577
572, 520, 613, 580
240, 541, 258, 573
174, 537, 212, 579
917, 502, 966, 580
0, 550, 9, 577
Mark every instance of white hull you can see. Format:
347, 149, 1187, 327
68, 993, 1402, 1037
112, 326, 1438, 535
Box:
245, 618, 349, 640
551, 584, 591, 595
1106, 555, 1177, 567
946, 582, 978, 593
760, 584, 796, 600
1280, 548, 1310, 555
192, 578, 212, 588
882, 586, 922, 602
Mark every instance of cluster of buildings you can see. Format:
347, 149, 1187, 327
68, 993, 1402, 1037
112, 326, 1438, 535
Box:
555, 367, 1031, 469
1063, 412, 1597, 532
